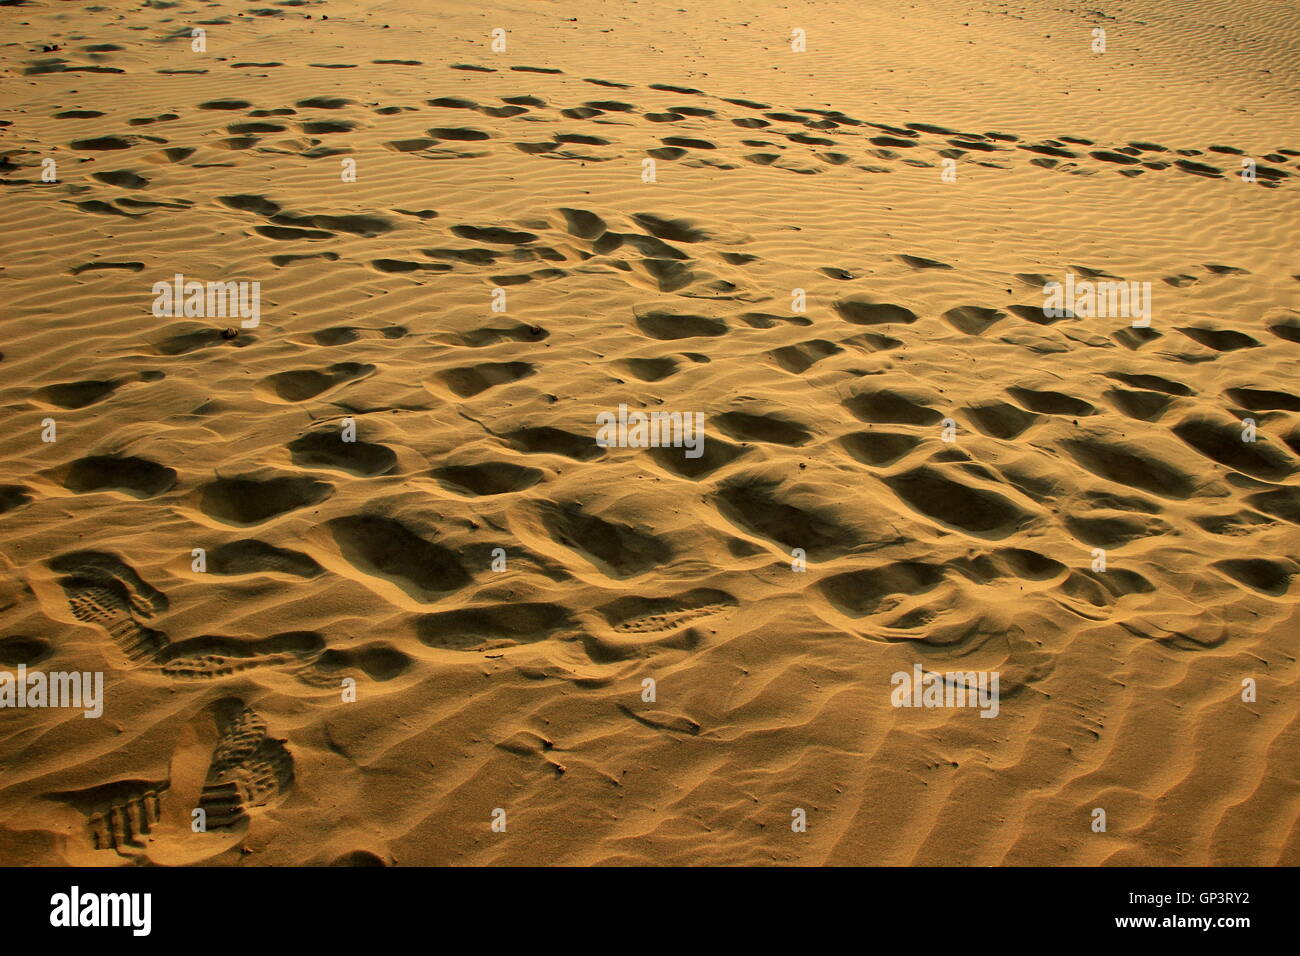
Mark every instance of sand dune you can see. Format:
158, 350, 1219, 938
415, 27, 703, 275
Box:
0, 0, 1296, 866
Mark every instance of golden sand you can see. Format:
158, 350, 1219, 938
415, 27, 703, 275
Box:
0, 0, 1296, 865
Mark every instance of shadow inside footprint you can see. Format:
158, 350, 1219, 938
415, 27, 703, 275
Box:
288, 431, 397, 477
431, 461, 542, 496
326, 515, 471, 599
54, 455, 177, 498
414, 603, 574, 650
536, 502, 671, 578
196, 475, 332, 526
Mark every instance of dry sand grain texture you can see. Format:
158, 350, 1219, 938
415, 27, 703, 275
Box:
0, 0, 1297, 866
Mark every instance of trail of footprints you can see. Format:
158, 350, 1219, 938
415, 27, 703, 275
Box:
25, 226, 1300, 651
4, 62, 1294, 325
6, 45, 1300, 850
3, 61, 1296, 250
5, 61, 1295, 206
16, 152, 1299, 645
49, 550, 384, 684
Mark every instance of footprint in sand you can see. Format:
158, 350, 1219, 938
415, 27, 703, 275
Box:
47, 551, 346, 685
50, 551, 170, 665
156, 632, 326, 682
49, 698, 293, 863
598, 588, 738, 635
